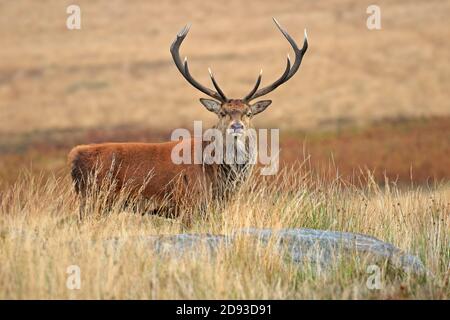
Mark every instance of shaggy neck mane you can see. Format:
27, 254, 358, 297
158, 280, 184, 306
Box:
203, 129, 255, 200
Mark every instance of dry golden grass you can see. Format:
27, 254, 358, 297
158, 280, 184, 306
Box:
0, 169, 448, 299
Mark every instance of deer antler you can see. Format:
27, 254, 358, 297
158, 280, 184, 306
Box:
171, 24, 228, 102
244, 18, 308, 102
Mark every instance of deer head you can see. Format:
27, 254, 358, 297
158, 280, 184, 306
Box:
171, 18, 308, 139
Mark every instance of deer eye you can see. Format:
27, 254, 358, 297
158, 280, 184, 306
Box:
219, 111, 226, 117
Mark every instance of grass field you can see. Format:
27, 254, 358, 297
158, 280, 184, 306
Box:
0, 170, 448, 299
0, 0, 449, 299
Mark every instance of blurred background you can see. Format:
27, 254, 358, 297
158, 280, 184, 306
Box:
0, 0, 449, 187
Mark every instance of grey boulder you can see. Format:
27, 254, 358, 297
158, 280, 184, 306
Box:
105, 228, 427, 276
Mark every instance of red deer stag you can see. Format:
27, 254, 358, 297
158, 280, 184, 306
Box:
68, 18, 308, 220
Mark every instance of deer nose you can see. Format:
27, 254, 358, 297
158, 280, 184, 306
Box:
231, 123, 244, 131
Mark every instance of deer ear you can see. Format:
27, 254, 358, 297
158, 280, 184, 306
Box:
250, 100, 272, 115
200, 98, 221, 114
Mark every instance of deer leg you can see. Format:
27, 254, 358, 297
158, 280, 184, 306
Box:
77, 188, 87, 222
144, 204, 179, 219
79, 197, 86, 221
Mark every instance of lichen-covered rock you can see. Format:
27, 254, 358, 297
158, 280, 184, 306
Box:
3, 226, 428, 275
104, 228, 427, 276
236, 228, 427, 275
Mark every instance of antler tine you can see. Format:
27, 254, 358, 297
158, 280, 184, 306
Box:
272, 18, 308, 82
208, 68, 228, 101
246, 19, 308, 101
170, 24, 226, 102
248, 54, 291, 101
243, 69, 263, 101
